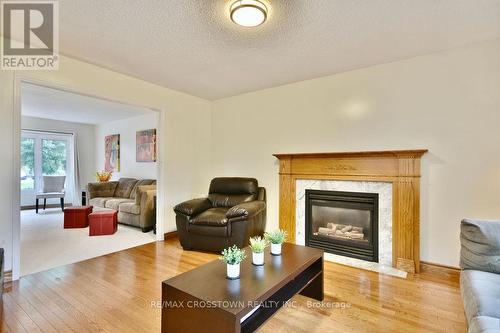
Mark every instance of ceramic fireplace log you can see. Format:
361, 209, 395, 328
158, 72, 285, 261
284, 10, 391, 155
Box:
317, 227, 365, 240
318, 227, 335, 235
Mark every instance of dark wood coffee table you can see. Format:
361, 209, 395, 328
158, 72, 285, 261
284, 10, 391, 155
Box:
161, 243, 323, 333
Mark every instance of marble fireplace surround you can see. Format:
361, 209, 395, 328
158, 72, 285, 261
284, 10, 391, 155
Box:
295, 179, 404, 277
274, 150, 427, 274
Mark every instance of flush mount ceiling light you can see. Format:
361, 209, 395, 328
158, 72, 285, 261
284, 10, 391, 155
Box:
230, 0, 268, 27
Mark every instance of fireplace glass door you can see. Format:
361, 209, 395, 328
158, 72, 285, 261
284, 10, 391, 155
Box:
305, 190, 379, 262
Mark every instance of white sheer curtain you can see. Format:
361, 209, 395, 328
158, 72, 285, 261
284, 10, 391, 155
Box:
71, 133, 81, 205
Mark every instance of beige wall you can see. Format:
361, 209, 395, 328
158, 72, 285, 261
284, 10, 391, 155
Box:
2, 38, 499, 273
211, 39, 500, 267
94, 113, 159, 180
0, 55, 212, 274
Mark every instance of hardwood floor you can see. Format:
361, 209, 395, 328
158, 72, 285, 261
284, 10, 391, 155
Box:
1, 239, 466, 332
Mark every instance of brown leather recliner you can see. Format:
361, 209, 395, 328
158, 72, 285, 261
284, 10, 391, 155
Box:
174, 177, 266, 252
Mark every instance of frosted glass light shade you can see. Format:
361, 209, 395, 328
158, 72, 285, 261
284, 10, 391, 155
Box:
230, 0, 268, 27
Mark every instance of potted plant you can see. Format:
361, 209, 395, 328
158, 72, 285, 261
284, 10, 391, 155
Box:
265, 229, 287, 256
220, 245, 246, 279
249, 236, 268, 266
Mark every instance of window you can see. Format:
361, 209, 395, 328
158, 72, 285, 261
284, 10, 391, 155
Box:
20, 130, 74, 207
42, 139, 67, 176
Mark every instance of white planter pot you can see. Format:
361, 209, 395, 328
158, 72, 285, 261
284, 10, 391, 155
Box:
271, 243, 282, 256
226, 263, 240, 279
252, 252, 264, 266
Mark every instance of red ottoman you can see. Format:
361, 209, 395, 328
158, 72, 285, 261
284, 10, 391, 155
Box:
89, 210, 118, 236
64, 206, 93, 228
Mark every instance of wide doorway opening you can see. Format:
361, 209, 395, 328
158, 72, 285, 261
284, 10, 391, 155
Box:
19, 82, 160, 276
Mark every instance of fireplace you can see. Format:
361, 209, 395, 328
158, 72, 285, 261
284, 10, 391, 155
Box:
305, 189, 379, 262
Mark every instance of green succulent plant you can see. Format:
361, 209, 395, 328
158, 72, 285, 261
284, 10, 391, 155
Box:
249, 236, 268, 253
264, 229, 287, 244
219, 245, 246, 265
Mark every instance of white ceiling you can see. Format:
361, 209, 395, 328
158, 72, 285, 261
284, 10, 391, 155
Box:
21, 83, 153, 124
59, 0, 500, 100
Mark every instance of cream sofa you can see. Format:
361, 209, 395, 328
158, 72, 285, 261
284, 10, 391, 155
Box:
87, 178, 156, 232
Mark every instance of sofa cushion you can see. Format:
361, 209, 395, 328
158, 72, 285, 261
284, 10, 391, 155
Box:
89, 197, 115, 208
130, 179, 156, 199
134, 184, 157, 205
114, 178, 139, 198
461, 219, 500, 274
190, 207, 229, 227
226, 201, 266, 219
104, 198, 134, 211
119, 202, 141, 215
209, 177, 258, 194
469, 316, 500, 333
174, 198, 212, 217
208, 177, 258, 208
117, 211, 140, 227
461, 270, 500, 324
208, 194, 257, 208
88, 181, 118, 199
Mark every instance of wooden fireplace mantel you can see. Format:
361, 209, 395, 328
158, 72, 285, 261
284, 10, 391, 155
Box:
273, 149, 428, 273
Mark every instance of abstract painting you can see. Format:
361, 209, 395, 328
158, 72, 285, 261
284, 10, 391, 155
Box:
136, 129, 156, 162
105, 134, 120, 172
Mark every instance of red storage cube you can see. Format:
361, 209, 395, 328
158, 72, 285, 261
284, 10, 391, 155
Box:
64, 206, 93, 228
89, 210, 118, 236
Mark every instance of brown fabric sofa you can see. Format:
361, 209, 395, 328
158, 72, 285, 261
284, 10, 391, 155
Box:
87, 178, 156, 232
174, 177, 266, 252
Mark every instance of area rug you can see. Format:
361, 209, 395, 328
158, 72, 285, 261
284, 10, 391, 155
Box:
21, 208, 156, 276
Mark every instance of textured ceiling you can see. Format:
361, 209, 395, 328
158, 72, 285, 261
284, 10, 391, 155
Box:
22, 83, 153, 124
59, 0, 500, 100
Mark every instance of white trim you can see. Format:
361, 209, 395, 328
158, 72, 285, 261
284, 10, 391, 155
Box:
12, 74, 21, 281
11, 75, 165, 280
155, 109, 166, 237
